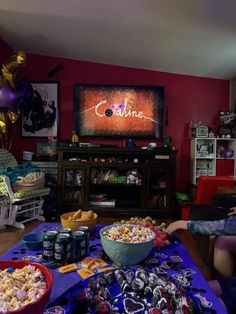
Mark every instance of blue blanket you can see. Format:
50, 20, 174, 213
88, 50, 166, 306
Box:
0, 162, 40, 183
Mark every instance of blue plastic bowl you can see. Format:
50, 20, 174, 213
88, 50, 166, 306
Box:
22, 232, 44, 250
100, 224, 155, 266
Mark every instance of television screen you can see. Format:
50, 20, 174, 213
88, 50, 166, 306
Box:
73, 84, 164, 138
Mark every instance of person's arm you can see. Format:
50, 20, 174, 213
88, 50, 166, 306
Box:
166, 216, 236, 236
187, 219, 226, 235
227, 206, 236, 216
166, 220, 188, 234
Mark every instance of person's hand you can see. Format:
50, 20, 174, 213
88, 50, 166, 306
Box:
227, 207, 236, 216
166, 220, 188, 234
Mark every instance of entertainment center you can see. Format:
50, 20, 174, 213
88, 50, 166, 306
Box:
57, 146, 177, 218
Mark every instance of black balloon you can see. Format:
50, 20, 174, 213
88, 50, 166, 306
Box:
16, 78, 33, 109
0, 81, 23, 112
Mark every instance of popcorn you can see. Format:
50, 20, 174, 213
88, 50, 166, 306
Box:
0, 265, 47, 313
102, 224, 154, 243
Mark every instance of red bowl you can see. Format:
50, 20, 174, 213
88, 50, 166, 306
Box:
0, 260, 53, 314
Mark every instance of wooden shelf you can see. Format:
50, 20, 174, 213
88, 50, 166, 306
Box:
57, 147, 178, 218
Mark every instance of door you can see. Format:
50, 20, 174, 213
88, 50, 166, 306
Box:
61, 164, 85, 208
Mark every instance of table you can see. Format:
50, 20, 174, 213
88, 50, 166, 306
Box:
0, 223, 227, 313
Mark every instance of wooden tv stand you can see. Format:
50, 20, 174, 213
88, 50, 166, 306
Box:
57, 146, 178, 218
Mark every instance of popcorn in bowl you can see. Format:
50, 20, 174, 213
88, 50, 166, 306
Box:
100, 224, 155, 266
0, 260, 53, 314
102, 224, 155, 243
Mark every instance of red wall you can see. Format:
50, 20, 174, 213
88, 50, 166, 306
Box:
0, 38, 13, 64
0, 41, 230, 192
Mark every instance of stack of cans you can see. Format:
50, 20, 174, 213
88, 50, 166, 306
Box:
42, 226, 90, 266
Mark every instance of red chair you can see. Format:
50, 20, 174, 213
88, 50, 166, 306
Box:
195, 176, 235, 205
181, 176, 235, 220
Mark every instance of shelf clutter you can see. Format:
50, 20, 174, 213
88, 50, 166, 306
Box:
90, 168, 141, 185
89, 194, 116, 207
191, 138, 236, 184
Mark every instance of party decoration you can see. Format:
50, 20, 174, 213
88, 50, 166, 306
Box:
16, 78, 33, 109
7, 111, 19, 124
0, 81, 23, 112
0, 120, 6, 134
0, 51, 27, 150
0, 112, 6, 123
0, 51, 27, 88
0, 112, 6, 134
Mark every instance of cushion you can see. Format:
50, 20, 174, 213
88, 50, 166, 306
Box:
13, 187, 50, 200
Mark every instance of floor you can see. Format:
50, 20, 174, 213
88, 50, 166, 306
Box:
0, 217, 212, 281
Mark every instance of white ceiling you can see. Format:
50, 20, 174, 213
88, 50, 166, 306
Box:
1, 0, 236, 79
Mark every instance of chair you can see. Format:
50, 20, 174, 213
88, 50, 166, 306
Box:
0, 149, 50, 229
181, 175, 235, 220
0, 177, 10, 229
186, 176, 235, 268
195, 176, 235, 205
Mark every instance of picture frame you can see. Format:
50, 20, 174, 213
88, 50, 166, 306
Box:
21, 81, 59, 138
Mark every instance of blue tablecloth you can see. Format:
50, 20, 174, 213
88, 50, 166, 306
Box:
0, 223, 227, 313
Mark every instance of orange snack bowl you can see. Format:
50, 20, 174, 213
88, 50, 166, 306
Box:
60, 211, 98, 232
0, 259, 53, 314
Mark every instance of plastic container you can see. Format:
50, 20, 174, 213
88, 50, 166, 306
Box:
36, 142, 57, 157
181, 206, 190, 220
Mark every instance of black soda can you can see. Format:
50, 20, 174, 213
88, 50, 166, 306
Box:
77, 226, 90, 255
59, 227, 72, 236
42, 230, 57, 261
71, 231, 86, 262
54, 233, 71, 266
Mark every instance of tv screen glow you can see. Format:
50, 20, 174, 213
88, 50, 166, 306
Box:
73, 85, 164, 138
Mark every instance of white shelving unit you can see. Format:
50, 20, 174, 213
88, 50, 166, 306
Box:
191, 138, 236, 185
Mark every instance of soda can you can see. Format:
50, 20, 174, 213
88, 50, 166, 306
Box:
54, 233, 71, 266
59, 228, 72, 236
43, 249, 54, 262
77, 226, 90, 255
43, 230, 57, 261
71, 231, 86, 262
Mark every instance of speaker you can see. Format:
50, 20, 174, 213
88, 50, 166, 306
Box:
48, 64, 64, 78
126, 139, 136, 148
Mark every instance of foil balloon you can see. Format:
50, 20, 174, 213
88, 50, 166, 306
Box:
7, 111, 19, 124
0, 112, 6, 123
0, 120, 6, 134
0, 81, 23, 112
0, 51, 27, 88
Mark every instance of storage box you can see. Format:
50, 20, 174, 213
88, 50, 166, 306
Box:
23, 151, 34, 161
36, 142, 57, 158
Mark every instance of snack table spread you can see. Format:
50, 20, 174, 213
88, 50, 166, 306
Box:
0, 223, 227, 313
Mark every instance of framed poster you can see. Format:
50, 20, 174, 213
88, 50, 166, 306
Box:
21, 81, 59, 137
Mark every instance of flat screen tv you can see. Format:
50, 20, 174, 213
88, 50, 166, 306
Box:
73, 84, 164, 138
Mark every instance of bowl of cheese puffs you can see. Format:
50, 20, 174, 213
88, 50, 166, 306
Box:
60, 209, 98, 231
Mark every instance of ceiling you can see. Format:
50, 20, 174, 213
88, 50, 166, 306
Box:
1, 0, 236, 79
